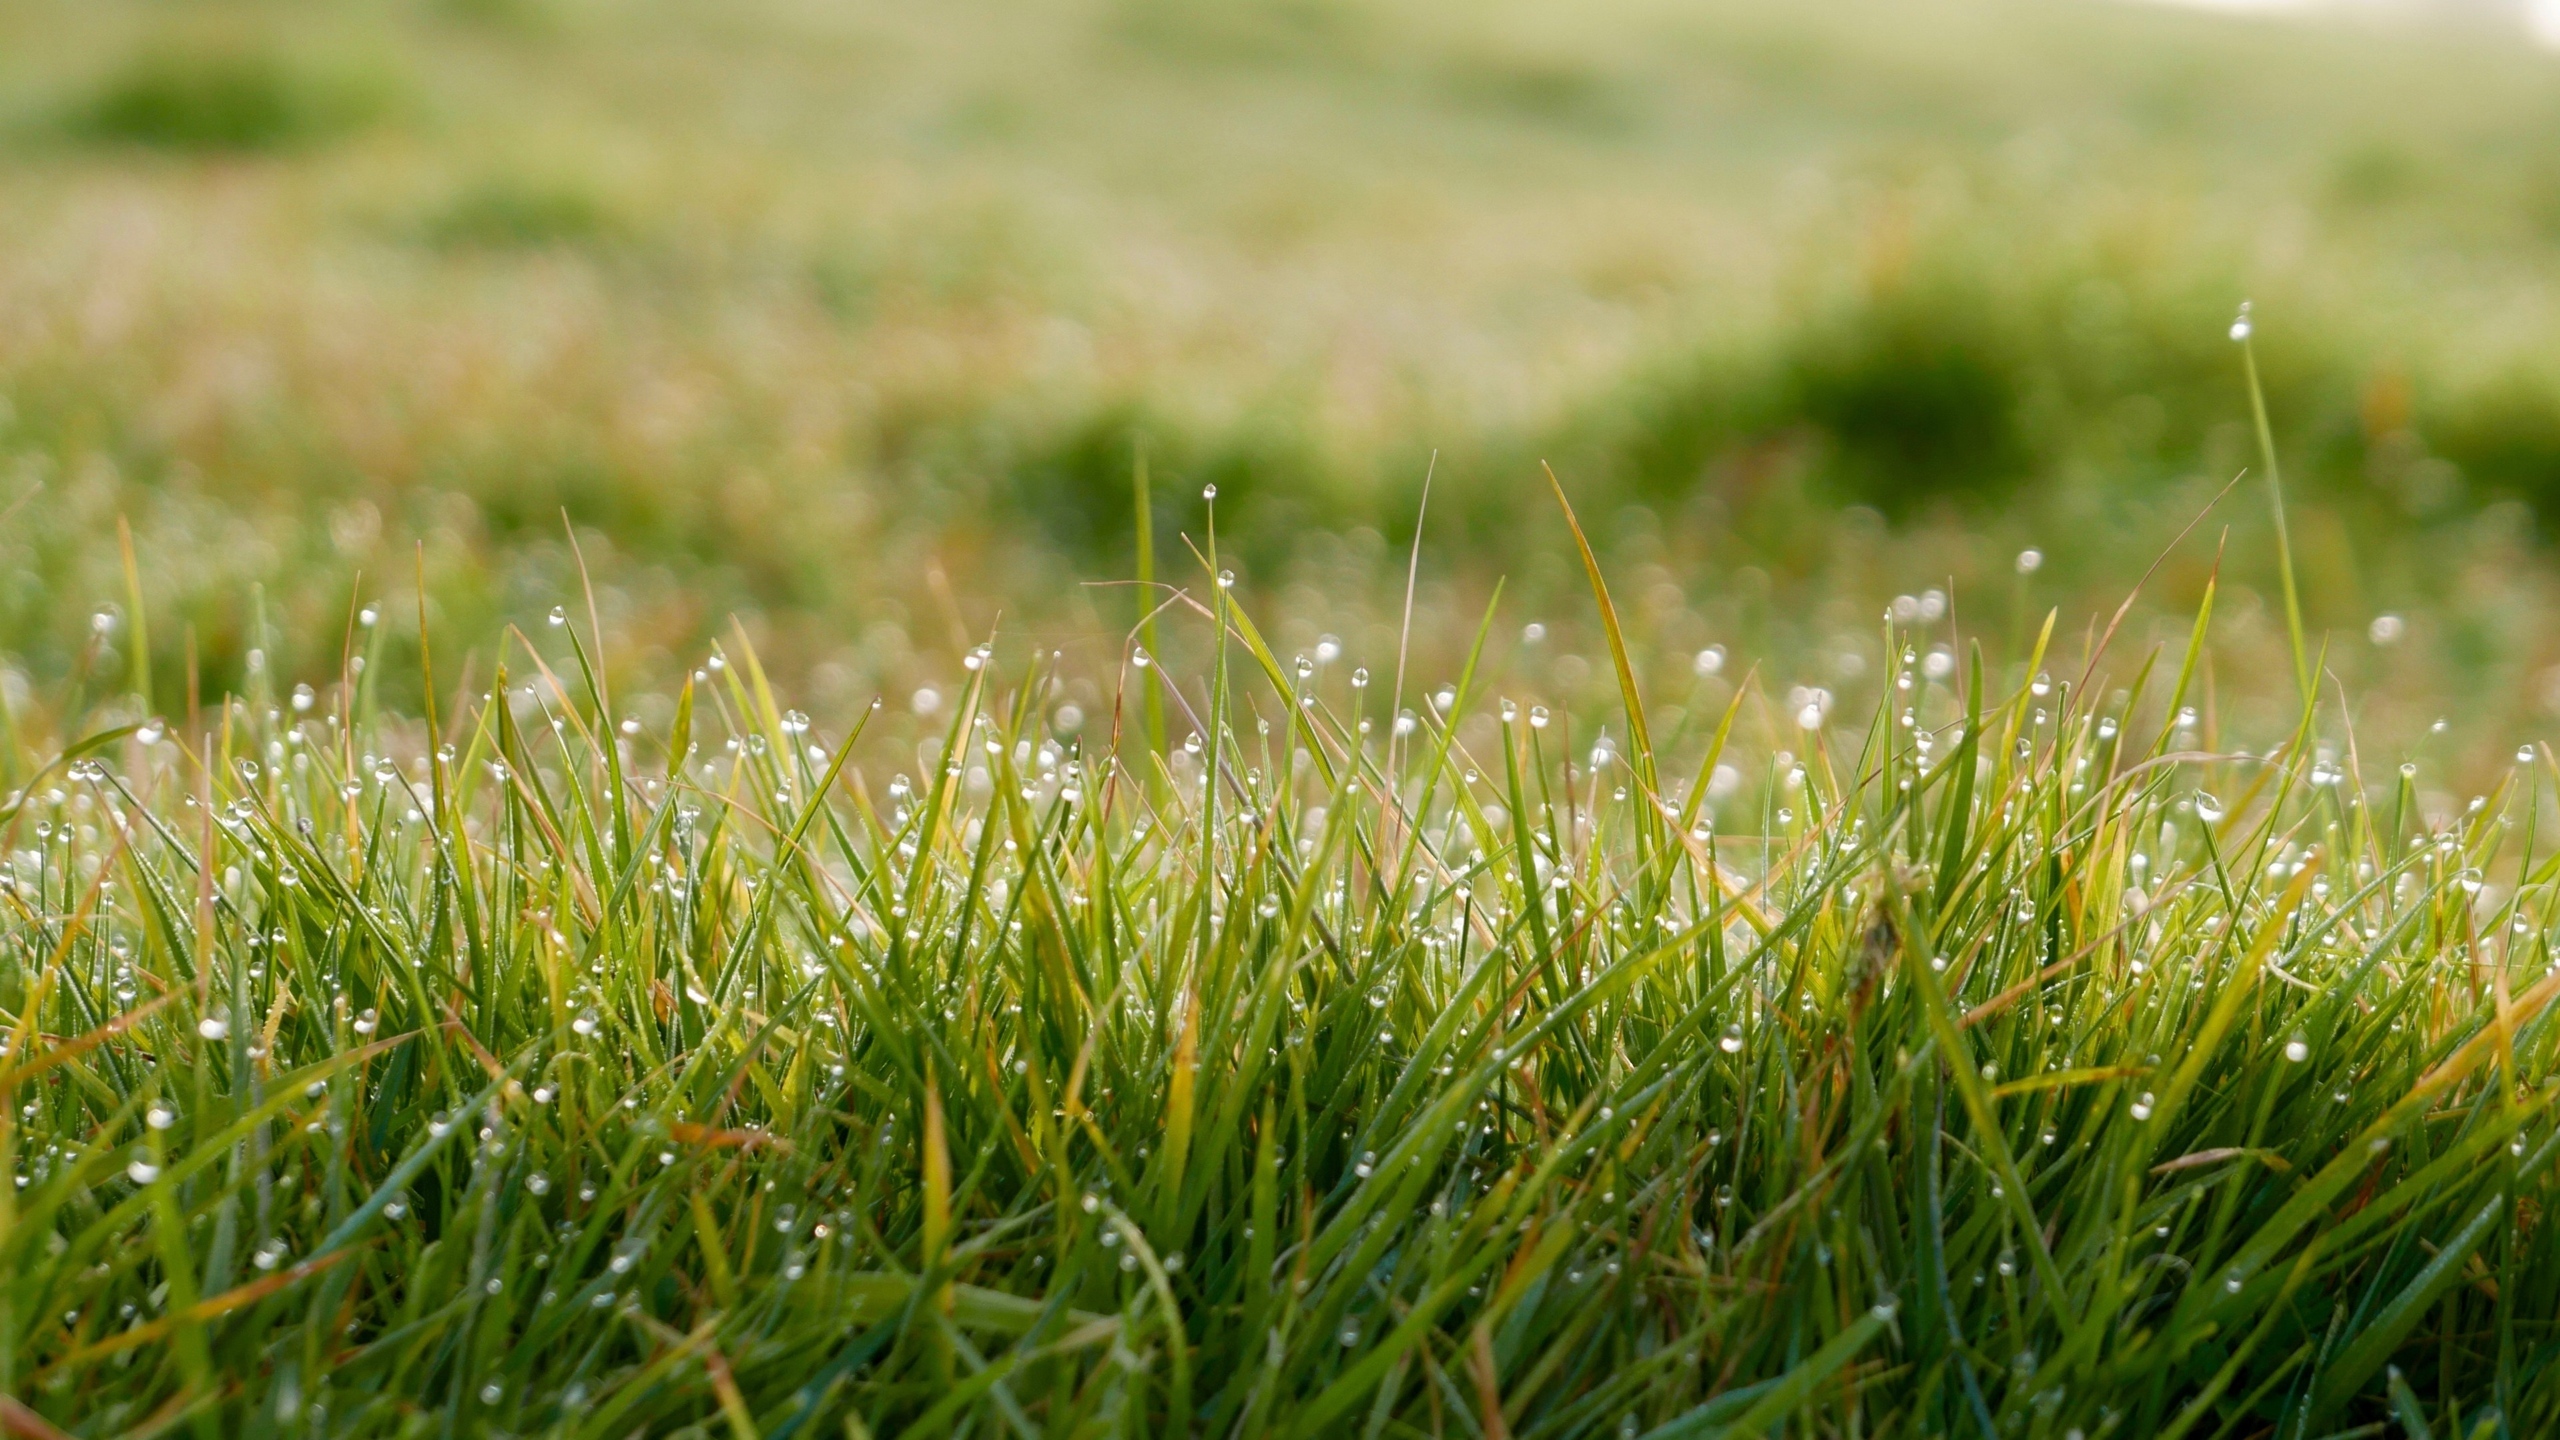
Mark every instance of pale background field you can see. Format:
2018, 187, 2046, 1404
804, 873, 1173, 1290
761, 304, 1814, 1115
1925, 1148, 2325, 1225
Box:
6, 0, 2560, 779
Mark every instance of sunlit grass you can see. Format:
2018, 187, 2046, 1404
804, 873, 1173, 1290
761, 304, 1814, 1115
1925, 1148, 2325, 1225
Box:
3, 492, 2557, 1436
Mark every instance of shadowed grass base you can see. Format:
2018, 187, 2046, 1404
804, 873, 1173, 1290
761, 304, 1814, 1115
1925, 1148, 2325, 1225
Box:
1, 536, 2557, 1437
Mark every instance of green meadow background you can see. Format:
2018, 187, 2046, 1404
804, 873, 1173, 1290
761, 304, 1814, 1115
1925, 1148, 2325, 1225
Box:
5, 0, 2560, 768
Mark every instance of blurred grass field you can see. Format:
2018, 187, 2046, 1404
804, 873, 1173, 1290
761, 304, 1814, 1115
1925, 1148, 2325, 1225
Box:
6, 0, 2560, 766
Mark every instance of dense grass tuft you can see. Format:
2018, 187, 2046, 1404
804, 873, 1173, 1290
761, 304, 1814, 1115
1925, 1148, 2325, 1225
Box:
420, 175, 631, 253
67, 42, 391, 154
3, 518, 2558, 1436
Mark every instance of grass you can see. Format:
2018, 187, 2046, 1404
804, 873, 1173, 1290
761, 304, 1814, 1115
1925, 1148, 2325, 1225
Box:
5, 9, 2560, 1423
65, 41, 393, 153
4, 474, 2559, 1436
418, 174, 631, 253
11, 0, 2560, 714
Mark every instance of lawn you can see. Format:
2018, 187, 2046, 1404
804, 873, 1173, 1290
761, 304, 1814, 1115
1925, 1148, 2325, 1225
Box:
6, 474, 2559, 1433
6, 1, 2560, 1434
